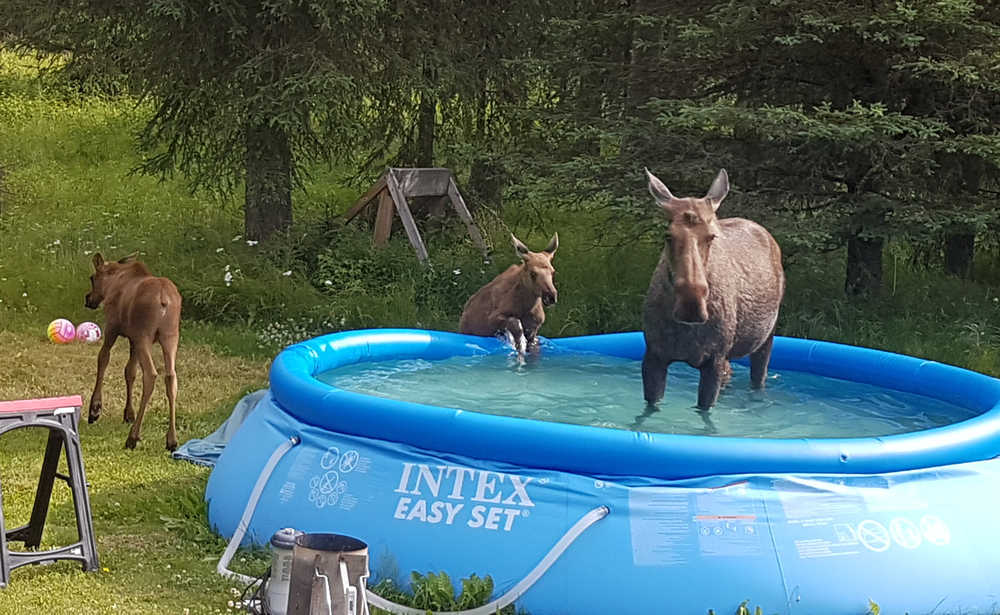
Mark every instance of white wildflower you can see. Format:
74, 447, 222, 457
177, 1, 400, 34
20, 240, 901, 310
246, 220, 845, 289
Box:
282, 270, 292, 277
216, 247, 224, 253
324, 280, 332, 286
453, 268, 461, 275
247, 240, 259, 246
231, 235, 242, 242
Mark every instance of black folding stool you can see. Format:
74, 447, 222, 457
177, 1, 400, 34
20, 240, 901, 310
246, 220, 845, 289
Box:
0, 395, 99, 587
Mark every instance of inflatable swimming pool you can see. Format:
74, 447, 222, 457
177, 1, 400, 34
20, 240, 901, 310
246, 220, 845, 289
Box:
206, 329, 1000, 614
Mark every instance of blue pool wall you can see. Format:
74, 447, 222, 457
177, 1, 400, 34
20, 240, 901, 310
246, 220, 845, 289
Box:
267, 329, 1000, 479
206, 329, 1000, 615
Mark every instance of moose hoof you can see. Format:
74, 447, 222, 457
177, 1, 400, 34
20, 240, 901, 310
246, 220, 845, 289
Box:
166, 439, 178, 452
123, 410, 135, 424
88, 401, 102, 423
125, 436, 140, 450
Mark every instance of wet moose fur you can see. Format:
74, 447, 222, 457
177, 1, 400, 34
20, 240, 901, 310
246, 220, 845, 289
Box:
459, 234, 559, 353
642, 168, 785, 410
85, 253, 182, 451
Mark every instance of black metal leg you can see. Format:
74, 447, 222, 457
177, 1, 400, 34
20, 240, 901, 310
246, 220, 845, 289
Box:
60, 412, 99, 572
0, 473, 10, 588
18, 430, 63, 548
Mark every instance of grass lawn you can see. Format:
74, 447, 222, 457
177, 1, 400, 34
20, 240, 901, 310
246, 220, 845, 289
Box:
0, 328, 270, 614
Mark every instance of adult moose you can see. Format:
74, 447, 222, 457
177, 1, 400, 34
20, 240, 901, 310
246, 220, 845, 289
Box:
85, 253, 182, 451
459, 233, 559, 354
641, 168, 784, 410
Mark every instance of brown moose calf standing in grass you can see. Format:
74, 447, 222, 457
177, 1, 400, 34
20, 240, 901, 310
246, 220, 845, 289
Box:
642, 168, 784, 410
85, 253, 182, 451
459, 233, 559, 354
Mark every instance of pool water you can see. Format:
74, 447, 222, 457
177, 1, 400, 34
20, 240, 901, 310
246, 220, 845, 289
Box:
317, 351, 978, 438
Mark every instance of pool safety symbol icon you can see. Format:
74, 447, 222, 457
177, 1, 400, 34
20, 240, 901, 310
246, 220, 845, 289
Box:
856, 520, 891, 552
320, 446, 340, 470
833, 523, 857, 543
890, 517, 922, 550
919, 514, 951, 546
309, 446, 361, 509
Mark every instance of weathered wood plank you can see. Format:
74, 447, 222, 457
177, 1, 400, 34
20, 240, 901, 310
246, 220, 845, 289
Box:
447, 177, 490, 258
392, 167, 453, 198
373, 188, 395, 246
343, 173, 388, 222
386, 172, 430, 262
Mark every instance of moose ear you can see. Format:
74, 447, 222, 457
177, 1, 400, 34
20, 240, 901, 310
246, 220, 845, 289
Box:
645, 168, 675, 204
511, 234, 530, 260
92, 253, 105, 269
544, 232, 559, 257
705, 169, 729, 211
118, 251, 139, 264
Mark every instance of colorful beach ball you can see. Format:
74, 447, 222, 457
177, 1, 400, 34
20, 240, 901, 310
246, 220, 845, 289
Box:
76, 321, 102, 343
47, 318, 76, 344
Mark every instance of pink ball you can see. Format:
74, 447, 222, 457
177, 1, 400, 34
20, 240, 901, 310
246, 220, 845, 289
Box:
47, 318, 76, 344
76, 321, 102, 343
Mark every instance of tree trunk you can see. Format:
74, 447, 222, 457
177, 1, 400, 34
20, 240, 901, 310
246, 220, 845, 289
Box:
845, 234, 883, 296
944, 231, 975, 279
938, 156, 981, 279
621, 0, 662, 163
468, 83, 503, 209
416, 91, 435, 167
244, 121, 293, 241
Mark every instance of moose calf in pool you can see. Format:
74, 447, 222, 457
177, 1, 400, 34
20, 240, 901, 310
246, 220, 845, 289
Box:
85, 252, 182, 451
460, 233, 559, 354
642, 168, 784, 410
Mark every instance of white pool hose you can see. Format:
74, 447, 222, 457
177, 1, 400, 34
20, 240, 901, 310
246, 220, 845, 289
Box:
216, 435, 301, 585
217, 436, 610, 615
364, 505, 610, 615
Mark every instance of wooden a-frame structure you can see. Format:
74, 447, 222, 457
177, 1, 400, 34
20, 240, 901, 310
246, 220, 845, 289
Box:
343, 167, 490, 263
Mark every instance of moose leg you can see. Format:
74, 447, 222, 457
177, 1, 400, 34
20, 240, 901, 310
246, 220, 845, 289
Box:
697, 358, 727, 410
641, 350, 669, 405
720, 359, 733, 388
750, 332, 775, 390
88, 332, 119, 423
522, 320, 541, 353
523, 307, 544, 353
126, 339, 158, 450
123, 340, 138, 423
504, 316, 527, 355
161, 335, 179, 452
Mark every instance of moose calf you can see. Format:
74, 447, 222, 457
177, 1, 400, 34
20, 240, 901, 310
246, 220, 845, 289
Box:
85, 253, 182, 451
459, 233, 559, 354
641, 168, 785, 410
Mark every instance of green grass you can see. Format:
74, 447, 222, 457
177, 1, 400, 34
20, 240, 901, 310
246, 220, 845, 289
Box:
0, 48, 999, 615
0, 329, 270, 615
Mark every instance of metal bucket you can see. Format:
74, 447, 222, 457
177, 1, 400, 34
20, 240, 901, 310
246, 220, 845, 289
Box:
286, 533, 369, 615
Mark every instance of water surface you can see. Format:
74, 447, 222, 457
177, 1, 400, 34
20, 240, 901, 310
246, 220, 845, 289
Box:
317, 351, 977, 438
